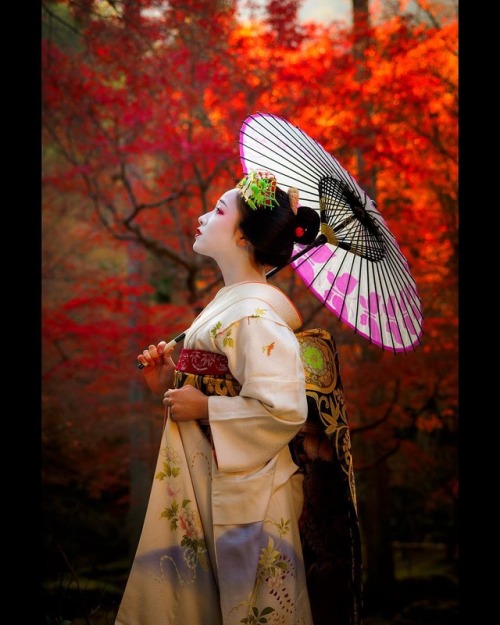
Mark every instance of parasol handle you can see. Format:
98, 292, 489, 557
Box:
137, 332, 186, 369
266, 234, 328, 278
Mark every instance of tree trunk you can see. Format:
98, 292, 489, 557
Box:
351, 0, 396, 605
352, 0, 376, 198
358, 459, 395, 610
125, 242, 152, 556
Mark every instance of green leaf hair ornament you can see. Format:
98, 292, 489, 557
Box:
237, 170, 279, 210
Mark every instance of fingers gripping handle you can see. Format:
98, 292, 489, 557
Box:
137, 332, 186, 369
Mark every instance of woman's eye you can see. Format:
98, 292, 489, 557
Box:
215, 206, 223, 214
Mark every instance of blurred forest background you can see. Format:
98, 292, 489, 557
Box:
41, 0, 458, 623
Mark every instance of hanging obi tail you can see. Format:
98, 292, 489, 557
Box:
173, 328, 363, 625
293, 329, 363, 625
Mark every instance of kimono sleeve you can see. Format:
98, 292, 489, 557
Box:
207, 315, 307, 473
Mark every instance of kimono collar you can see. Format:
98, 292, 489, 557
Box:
215, 281, 303, 331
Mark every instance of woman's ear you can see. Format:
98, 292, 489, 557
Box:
235, 230, 250, 248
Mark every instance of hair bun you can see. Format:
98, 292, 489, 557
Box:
294, 206, 320, 244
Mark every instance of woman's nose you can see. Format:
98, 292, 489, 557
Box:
199, 210, 212, 224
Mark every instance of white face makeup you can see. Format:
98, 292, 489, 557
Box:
193, 188, 246, 262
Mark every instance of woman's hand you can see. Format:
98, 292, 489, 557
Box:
137, 341, 176, 397
163, 385, 209, 422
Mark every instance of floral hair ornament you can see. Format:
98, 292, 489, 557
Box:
287, 187, 305, 238
237, 170, 278, 210
287, 187, 299, 215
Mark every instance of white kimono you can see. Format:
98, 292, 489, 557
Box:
115, 281, 314, 625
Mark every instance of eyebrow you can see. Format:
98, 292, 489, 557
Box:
218, 199, 228, 208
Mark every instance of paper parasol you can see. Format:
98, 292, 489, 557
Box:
239, 112, 423, 353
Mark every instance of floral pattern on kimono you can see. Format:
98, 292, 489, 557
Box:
115, 282, 314, 625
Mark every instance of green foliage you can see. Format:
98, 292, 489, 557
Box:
42, 1, 83, 53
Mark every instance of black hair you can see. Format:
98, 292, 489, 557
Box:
237, 186, 320, 269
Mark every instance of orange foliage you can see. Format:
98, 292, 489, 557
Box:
42, 0, 457, 509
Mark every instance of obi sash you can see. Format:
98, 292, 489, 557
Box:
176, 349, 231, 376
173, 349, 241, 398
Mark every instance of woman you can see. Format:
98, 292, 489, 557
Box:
115, 170, 321, 625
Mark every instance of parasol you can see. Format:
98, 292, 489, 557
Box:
239, 112, 423, 353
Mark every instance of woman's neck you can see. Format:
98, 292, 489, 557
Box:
219, 261, 267, 287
